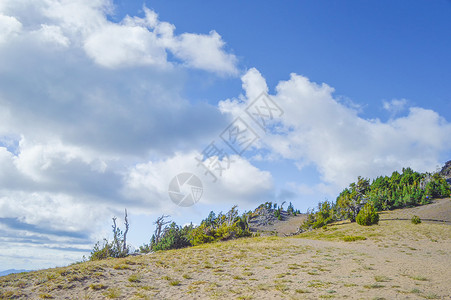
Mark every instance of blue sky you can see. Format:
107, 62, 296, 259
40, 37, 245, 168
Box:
0, 0, 450, 271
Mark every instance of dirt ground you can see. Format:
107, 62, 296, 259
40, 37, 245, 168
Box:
1, 199, 450, 300
379, 198, 451, 223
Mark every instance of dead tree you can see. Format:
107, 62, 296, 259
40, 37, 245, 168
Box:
112, 209, 130, 257
226, 205, 238, 226
122, 209, 129, 255
112, 216, 121, 256
154, 215, 170, 245
281, 201, 286, 211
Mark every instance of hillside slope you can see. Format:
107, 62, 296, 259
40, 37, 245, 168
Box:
1, 199, 450, 299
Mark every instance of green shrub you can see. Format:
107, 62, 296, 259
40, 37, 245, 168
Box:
411, 215, 421, 224
152, 222, 191, 251
188, 223, 215, 246
356, 203, 379, 226
90, 239, 114, 261
186, 206, 251, 246
274, 208, 281, 219
302, 201, 335, 230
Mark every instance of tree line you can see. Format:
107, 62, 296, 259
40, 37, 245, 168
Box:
89, 201, 302, 260
89, 167, 450, 260
302, 167, 450, 229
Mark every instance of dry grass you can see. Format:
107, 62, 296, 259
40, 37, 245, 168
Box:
0, 199, 450, 299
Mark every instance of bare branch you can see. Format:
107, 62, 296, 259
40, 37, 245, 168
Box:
112, 216, 121, 255
154, 215, 170, 245
122, 209, 129, 254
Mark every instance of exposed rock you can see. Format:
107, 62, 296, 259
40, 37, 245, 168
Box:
247, 205, 305, 237
439, 160, 451, 185
248, 207, 280, 228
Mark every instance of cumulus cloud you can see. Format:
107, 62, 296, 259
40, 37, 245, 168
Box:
0, 0, 238, 73
123, 151, 274, 211
168, 30, 238, 75
241, 68, 268, 101
221, 69, 451, 192
0, 10, 230, 156
83, 23, 167, 68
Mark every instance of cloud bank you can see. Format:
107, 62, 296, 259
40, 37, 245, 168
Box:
221, 68, 451, 191
0, 0, 244, 269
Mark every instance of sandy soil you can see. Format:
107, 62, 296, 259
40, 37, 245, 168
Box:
1, 200, 450, 300
379, 198, 451, 223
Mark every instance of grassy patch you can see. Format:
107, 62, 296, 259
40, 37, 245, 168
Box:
319, 295, 335, 299
103, 287, 121, 298
308, 280, 331, 288
307, 270, 320, 275
89, 283, 107, 290
112, 264, 130, 270
343, 235, 367, 242
128, 274, 141, 283
423, 293, 440, 299
237, 296, 253, 300
374, 275, 390, 282
409, 275, 429, 281
343, 283, 357, 287
169, 280, 180, 286
364, 284, 384, 289
274, 283, 288, 292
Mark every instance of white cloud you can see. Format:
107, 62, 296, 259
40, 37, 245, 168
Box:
383, 98, 407, 115
0, 0, 238, 73
241, 68, 268, 101
34, 24, 70, 47
123, 151, 274, 212
0, 14, 22, 44
221, 69, 451, 192
83, 22, 168, 68
169, 30, 238, 75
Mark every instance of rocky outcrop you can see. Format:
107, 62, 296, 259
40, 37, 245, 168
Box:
248, 207, 280, 228
439, 160, 451, 185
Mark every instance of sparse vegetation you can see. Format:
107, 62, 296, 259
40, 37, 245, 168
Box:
103, 287, 121, 298
374, 275, 390, 282
1, 166, 449, 299
90, 209, 130, 261
1, 214, 450, 299
89, 283, 107, 290
343, 235, 367, 242
169, 280, 180, 286
411, 215, 421, 224
409, 275, 428, 281
364, 283, 384, 289
128, 274, 141, 283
